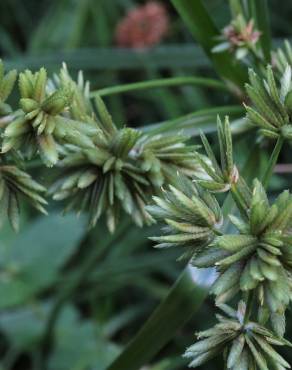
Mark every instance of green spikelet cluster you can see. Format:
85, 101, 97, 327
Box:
149, 101, 292, 366
147, 178, 223, 259
51, 63, 93, 122
0, 60, 200, 231
1, 55, 292, 370
245, 65, 292, 140
193, 116, 252, 217
51, 96, 200, 231
0, 60, 17, 116
137, 133, 198, 187
193, 180, 292, 323
0, 155, 47, 231
184, 301, 292, 369
194, 116, 240, 192
2, 67, 98, 166
274, 40, 292, 74
51, 95, 149, 232
51, 128, 150, 232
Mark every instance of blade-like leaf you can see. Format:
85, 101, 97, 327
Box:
106, 266, 217, 370
90, 76, 229, 99
5, 46, 210, 71
248, 0, 271, 62
140, 106, 245, 136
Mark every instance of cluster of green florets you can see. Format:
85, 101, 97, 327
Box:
1, 36, 292, 369
0, 60, 200, 231
149, 56, 292, 368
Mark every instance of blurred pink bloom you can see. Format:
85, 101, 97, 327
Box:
115, 2, 169, 48
223, 20, 261, 47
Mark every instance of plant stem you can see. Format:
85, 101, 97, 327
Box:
261, 136, 284, 188
89, 76, 229, 98
230, 183, 249, 220
248, 0, 272, 62
244, 291, 256, 324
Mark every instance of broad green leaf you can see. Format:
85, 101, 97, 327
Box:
0, 213, 86, 309
0, 303, 118, 370
0, 303, 52, 350
48, 305, 118, 370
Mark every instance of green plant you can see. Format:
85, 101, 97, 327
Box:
106, 1, 292, 369
1, 1, 292, 370
149, 102, 292, 367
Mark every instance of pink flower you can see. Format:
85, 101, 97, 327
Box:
223, 20, 261, 48
115, 2, 169, 48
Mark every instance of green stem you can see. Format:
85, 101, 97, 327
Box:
229, 0, 245, 17
89, 76, 229, 98
221, 143, 263, 232
230, 183, 249, 220
244, 291, 256, 324
261, 136, 284, 188
248, 0, 272, 62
